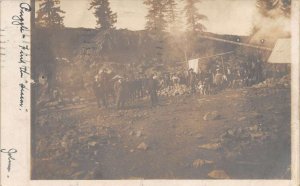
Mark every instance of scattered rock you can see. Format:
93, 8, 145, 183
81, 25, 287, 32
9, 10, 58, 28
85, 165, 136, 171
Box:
237, 116, 247, 122
198, 143, 221, 150
136, 130, 142, 137
252, 75, 290, 89
137, 142, 148, 150
72, 96, 81, 103
45, 101, 60, 107
250, 131, 264, 139
195, 134, 203, 139
203, 111, 221, 121
192, 159, 213, 168
159, 84, 189, 97
249, 124, 260, 132
208, 170, 230, 179
88, 141, 97, 147
71, 171, 85, 179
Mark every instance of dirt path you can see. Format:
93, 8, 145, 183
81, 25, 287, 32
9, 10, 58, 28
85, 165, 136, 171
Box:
32, 87, 291, 179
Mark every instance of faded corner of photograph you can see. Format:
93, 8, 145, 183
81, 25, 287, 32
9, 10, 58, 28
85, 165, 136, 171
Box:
31, 0, 292, 180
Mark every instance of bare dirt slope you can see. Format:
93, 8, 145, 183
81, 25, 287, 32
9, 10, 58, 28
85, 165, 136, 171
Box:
32, 86, 291, 179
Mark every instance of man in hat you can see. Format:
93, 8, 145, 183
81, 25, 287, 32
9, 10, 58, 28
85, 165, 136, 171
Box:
93, 68, 110, 108
93, 75, 107, 108
115, 77, 129, 109
147, 74, 159, 107
188, 68, 197, 94
214, 69, 224, 91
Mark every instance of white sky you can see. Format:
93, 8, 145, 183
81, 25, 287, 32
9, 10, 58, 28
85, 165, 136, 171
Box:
36, 0, 257, 36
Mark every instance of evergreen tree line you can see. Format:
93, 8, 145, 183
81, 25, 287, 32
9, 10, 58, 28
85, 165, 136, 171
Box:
35, 0, 209, 33
35, 0, 291, 31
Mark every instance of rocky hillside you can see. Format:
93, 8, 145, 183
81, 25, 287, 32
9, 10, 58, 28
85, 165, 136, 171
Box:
33, 27, 251, 66
32, 27, 254, 92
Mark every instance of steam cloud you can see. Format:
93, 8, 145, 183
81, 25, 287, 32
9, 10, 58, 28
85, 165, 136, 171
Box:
250, 1, 291, 47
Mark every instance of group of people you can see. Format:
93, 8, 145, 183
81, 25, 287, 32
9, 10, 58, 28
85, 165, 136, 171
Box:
93, 69, 160, 109
92, 59, 264, 109
157, 59, 264, 95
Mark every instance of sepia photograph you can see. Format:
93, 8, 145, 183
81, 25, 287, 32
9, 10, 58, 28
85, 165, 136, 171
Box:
30, 0, 293, 180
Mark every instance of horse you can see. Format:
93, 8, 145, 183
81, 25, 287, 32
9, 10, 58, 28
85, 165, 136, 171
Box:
92, 72, 116, 108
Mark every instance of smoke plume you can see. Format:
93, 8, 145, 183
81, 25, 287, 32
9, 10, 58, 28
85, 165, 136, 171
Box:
250, 0, 291, 47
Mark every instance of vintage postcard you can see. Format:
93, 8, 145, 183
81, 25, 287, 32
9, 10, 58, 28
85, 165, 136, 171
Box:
0, 0, 299, 185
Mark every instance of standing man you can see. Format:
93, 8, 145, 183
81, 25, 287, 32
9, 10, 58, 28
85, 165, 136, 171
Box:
102, 69, 109, 107
255, 59, 263, 83
148, 74, 159, 107
115, 77, 128, 109
188, 69, 197, 94
214, 69, 224, 91
93, 73, 106, 108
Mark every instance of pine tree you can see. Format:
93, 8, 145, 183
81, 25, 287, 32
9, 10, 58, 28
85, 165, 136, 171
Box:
256, 0, 291, 17
165, 0, 179, 32
144, 0, 168, 33
280, 0, 291, 17
36, 0, 65, 28
183, 0, 207, 33
256, 0, 278, 16
144, 0, 169, 63
89, 0, 117, 30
